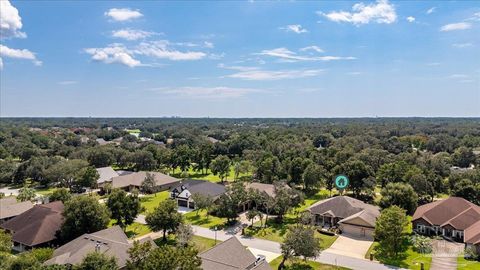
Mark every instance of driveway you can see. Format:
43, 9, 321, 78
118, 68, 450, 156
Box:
324, 234, 374, 259
430, 240, 463, 270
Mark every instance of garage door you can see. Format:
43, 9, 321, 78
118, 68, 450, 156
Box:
178, 199, 188, 207
340, 224, 374, 239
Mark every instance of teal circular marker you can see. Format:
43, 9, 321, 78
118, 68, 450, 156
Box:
335, 174, 349, 189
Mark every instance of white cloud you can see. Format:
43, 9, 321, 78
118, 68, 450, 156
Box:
204, 41, 214, 48
151, 86, 263, 99
226, 68, 324, 81
58, 81, 78, 85
440, 22, 471, 32
300, 46, 324, 53
426, 7, 436, 15
84, 44, 142, 67
135, 41, 206, 61
0, 0, 26, 39
319, 0, 397, 25
406, 16, 415, 23
112, 29, 155, 41
0, 44, 42, 66
452, 43, 473, 48
105, 8, 143, 22
347, 71, 362, 75
209, 53, 225, 60
448, 74, 468, 79
257, 47, 355, 62
280, 24, 308, 34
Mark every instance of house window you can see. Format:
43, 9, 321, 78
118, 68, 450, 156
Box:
417, 224, 425, 233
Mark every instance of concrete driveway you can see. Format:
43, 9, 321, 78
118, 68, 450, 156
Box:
431, 240, 464, 270
324, 234, 374, 259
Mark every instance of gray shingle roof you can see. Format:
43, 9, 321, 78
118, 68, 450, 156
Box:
172, 179, 226, 199
308, 196, 379, 221
44, 226, 155, 268
199, 237, 271, 270
96, 167, 119, 184
0, 197, 33, 220
111, 171, 180, 189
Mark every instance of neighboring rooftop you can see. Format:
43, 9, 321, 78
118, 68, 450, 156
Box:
44, 226, 154, 268
96, 166, 119, 184
412, 197, 480, 229
245, 182, 290, 199
0, 197, 33, 220
199, 237, 271, 270
172, 179, 226, 199
111, 171, 180, 189
0, 201, 64, 247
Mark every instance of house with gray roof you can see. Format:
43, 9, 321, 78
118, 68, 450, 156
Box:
96, 166, 119, 185
308, 196, 379, 238
107, 171, 180, 192
0, 197, 33, 224
44, 226, 155, 268
199, 237, 271, 270
170, 179, 226, 209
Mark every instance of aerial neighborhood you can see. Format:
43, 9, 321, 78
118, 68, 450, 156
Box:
0, 119, 479, 270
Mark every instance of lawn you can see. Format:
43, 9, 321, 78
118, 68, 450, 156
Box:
171, 166, 251, 183
34, 187, 58, 196
244, 189, 337, 246
191, 235, 219, 252
269, 256, 350, 270
108, 220, 151, 238
184, 209, 229, 229
365, 242, 432, 270
457, 256, 480, 270
140, 191, 170, 214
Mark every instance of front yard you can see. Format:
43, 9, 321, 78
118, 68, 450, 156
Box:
184, 209, 229, 229
140, 191, 170, 213
457, 256, 480, 270
365, 242, 432, 270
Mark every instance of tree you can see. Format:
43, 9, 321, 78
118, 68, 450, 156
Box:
452, 147, 476, 168
142, 245, 201, 270
48, 188, 72, 203
452, 179, 479, 204
60, 195, 110, 242
77, 166, 99, 188
172, 145, 191, 172
246, 209, 259, 227
279, 226, 322, 269
44, 159, 89, 189
210, 155, 230, 183
17, 186, 36, 202
379, 182, 418, 215
336, 159, 373, 196
106, 189, 142, 229
215, 194, 239, 223
0, 159, 17, 184
176, 223, 194, 247
126, 241, 154, 270
190, 193, 213, 216
0, 229, 12, 253
274, 183, 304, 223
141, 173, 157, 194
77, 252, 118, 270
374, 206, 409, 258
302, 163, 326, 191
146, 199, 183, 241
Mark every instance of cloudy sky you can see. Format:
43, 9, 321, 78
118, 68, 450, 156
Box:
1, 0, 479, 117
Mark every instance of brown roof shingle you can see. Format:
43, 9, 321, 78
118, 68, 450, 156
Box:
0, 201, 64, 247
308, 196, 379, 221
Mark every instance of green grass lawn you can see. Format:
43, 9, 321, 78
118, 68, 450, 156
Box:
365, 242, 432, 270
108, 220, 151, 238
140, 191, 170, 214
191, 235, 219, 252
244, 189, 337, 246
457, 256, 480, 270
184, 209, 229, 229
171, 166, 251, 183
269, 256, 350, 270
34, 187, 58, 196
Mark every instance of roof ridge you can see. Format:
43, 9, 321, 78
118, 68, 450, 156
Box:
440, 206, 477, 228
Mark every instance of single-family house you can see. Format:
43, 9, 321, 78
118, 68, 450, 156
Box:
0, 197, 33, 224
199, 237, 271, 270
44, 226, 155, 268
109, 171, 180, 192
96, 166, 119, 185
170, 179, 226, 209
412, 197, 480, 248
308, 196, 379, 238
0, 201, 64, 252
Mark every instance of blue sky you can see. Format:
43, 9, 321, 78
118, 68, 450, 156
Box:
0, 0, 479, 117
